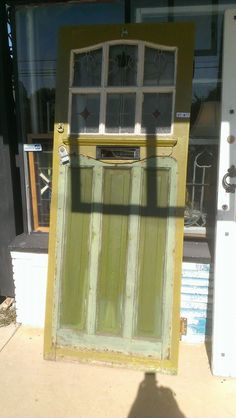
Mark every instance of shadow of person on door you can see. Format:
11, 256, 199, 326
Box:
127, 372, 186, 418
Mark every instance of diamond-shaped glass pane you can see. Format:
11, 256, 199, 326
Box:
143, 47, 175, 86
106, 93, 135, 133
108, 44, 138, 86
73, 48, 102, 87
71, 94, 100, 133
141, 93, 173, 134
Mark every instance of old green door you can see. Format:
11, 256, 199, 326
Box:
44, 23, 194, 372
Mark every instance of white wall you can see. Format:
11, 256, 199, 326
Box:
11, 251, 48, 328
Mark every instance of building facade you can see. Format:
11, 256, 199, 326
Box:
1, 0, 236, 376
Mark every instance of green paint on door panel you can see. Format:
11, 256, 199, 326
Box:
96, 168, 131, 336
60, 167, 93, 330
135, 168, 170, 340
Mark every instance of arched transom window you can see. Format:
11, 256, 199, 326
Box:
69, 41, 177, 135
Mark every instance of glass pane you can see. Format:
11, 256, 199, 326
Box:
190, 82, 221, 139
131, 0, 227, 234
106, 93, 135, 133
144, 47, 175, 86
73, 48, 102, 87
32, 141, 52, 228
185, 145, 217, 229
71, 94, 100, 133
141, 93, 172, 134
108, 44, 138, 86
16, 2, 124, 134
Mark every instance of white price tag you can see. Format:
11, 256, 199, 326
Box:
24, 144, 42, 152
176, 112, 190, 119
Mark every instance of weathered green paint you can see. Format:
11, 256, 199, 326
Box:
86, 166, 103, 335
44, 22, 194, 371
56, 326, 163, 357
123, 166, 142, 339
135, 168, 170, 339
54, 156, 176, 359
96, 168, 131, 336
60, 167, 93, 330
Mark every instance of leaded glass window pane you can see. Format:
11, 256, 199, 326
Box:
106, 93, 136, 133
71, 94, 100, 133
108, 44, 138, 86
143, 47, 175, 86
73, 48, 102, 87
141, 93, 173, 134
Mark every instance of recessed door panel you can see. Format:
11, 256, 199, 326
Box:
135, 168, 170, 340
60, 167, 93, 330
96, 168, 131, 336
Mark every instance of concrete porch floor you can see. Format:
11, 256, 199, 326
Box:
0, 325, 236, 418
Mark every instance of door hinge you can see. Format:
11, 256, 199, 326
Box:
180, 317, 188, 340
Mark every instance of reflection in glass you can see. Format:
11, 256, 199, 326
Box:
142, 93, 172, 134
144, 47, 175, 86
185, 146, 217, 229
73, 48, 102, 87
191, 101, 220, 139
190, 82, 221, 138
16, 2, 124, 134
106, 93, 135, 133
108, 44, 138, 86
71, 94, 100, 133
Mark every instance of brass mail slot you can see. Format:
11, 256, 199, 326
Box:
96, 146, 140, 160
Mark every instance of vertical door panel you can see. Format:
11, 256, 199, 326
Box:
96, 168, 131, 335
60, 167, 93, 330
135, 168, 170, 339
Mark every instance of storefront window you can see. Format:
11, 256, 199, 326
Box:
15, 0, 236, 235
131, 0, 236, 237
15, 1, 124, 231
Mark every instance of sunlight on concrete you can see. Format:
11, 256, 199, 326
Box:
0, 325, 236, 418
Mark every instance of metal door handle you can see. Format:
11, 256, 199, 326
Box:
222, 165, 236, 193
